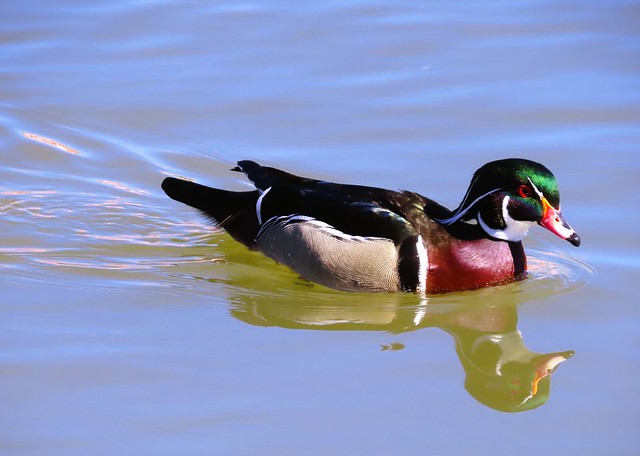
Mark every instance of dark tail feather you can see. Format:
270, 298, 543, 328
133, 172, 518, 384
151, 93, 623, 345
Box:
161, 177, 260, 248
234, 160, 317, 191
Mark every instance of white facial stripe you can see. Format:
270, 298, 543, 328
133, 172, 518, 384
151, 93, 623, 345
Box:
436, 187, 502, 225
255, 186, 272, 225
478, 195, 534, 242
527, 177, 545, 201
456, 174, 480, 214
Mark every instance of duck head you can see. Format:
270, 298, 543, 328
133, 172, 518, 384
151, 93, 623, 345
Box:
437, 158, 581, 246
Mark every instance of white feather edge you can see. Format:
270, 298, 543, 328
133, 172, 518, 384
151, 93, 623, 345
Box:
256, 214, 392, 243
255, 186, 272, 225
434, 187, 502, 225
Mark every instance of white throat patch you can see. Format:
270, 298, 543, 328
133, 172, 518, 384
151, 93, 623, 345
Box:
478, 195, 534, 242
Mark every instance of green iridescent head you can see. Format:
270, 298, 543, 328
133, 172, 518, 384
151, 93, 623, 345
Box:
438, 158, 580, 246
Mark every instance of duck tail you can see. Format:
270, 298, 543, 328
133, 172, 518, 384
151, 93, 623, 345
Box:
161, 177, 260, 248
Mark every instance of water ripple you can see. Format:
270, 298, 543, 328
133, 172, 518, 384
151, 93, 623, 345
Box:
513, 248, 596, 302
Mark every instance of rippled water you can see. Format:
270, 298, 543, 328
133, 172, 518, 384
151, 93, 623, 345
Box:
2, 1, 639, 455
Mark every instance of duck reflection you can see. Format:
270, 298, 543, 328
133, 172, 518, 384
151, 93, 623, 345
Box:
433, 304, 574, 412
229, 294, 573, 413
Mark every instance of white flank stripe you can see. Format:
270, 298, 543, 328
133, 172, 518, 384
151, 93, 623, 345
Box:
255, 214, 390, 244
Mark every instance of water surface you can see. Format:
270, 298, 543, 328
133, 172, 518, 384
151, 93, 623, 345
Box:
2, 1, 639, 455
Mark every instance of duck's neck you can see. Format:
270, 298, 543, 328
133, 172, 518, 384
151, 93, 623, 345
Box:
428, 196, 533, 244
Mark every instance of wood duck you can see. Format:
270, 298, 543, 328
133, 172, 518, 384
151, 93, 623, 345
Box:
161, 158, 580, 293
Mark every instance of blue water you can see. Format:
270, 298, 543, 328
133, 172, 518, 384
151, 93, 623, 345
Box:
1, 1, 639, 455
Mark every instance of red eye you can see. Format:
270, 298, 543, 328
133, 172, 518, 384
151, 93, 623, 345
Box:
517, 185, 532, 198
